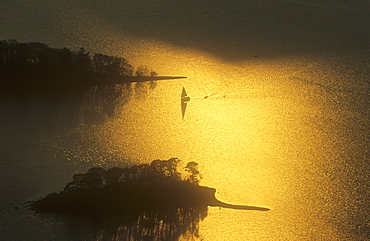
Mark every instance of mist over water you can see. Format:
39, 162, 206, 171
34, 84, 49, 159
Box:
1, 0, 369, 240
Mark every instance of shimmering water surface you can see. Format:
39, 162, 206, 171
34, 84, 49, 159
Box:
1, 1, 369, 240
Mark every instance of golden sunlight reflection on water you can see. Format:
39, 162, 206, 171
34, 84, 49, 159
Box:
63, 39, 368, 240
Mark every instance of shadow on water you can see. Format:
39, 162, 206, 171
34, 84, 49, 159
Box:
57, 206, 208, 241
26, 158, 269, 240
0, 78, 157, 127
77, 82, 157, 125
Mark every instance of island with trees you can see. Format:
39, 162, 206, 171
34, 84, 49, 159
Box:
26, 158, 269, 215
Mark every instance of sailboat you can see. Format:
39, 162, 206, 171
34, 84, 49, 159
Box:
181, 87, 190, 119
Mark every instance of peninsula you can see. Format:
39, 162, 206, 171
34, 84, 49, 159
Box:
26, 158, 269, 215
0, 40, 186, 96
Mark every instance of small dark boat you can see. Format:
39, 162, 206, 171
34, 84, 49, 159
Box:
181, 87, 190, 119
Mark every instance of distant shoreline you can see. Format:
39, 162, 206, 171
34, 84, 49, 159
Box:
86, 74, 187, 86
0, 40, 186, 97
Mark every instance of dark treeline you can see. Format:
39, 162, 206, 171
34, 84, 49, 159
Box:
0, 40, 157, 97
0, 39, 156, 76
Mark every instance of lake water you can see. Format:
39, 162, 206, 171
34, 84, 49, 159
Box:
1, 52, 369, 240
1, 0, 369, 240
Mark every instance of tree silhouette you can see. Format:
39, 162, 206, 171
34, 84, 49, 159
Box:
0, 40, 141, 77
135, 65, 155, 77
92, 53, 133, 75
185, 161, 201, 185
75, 48, 92, 72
